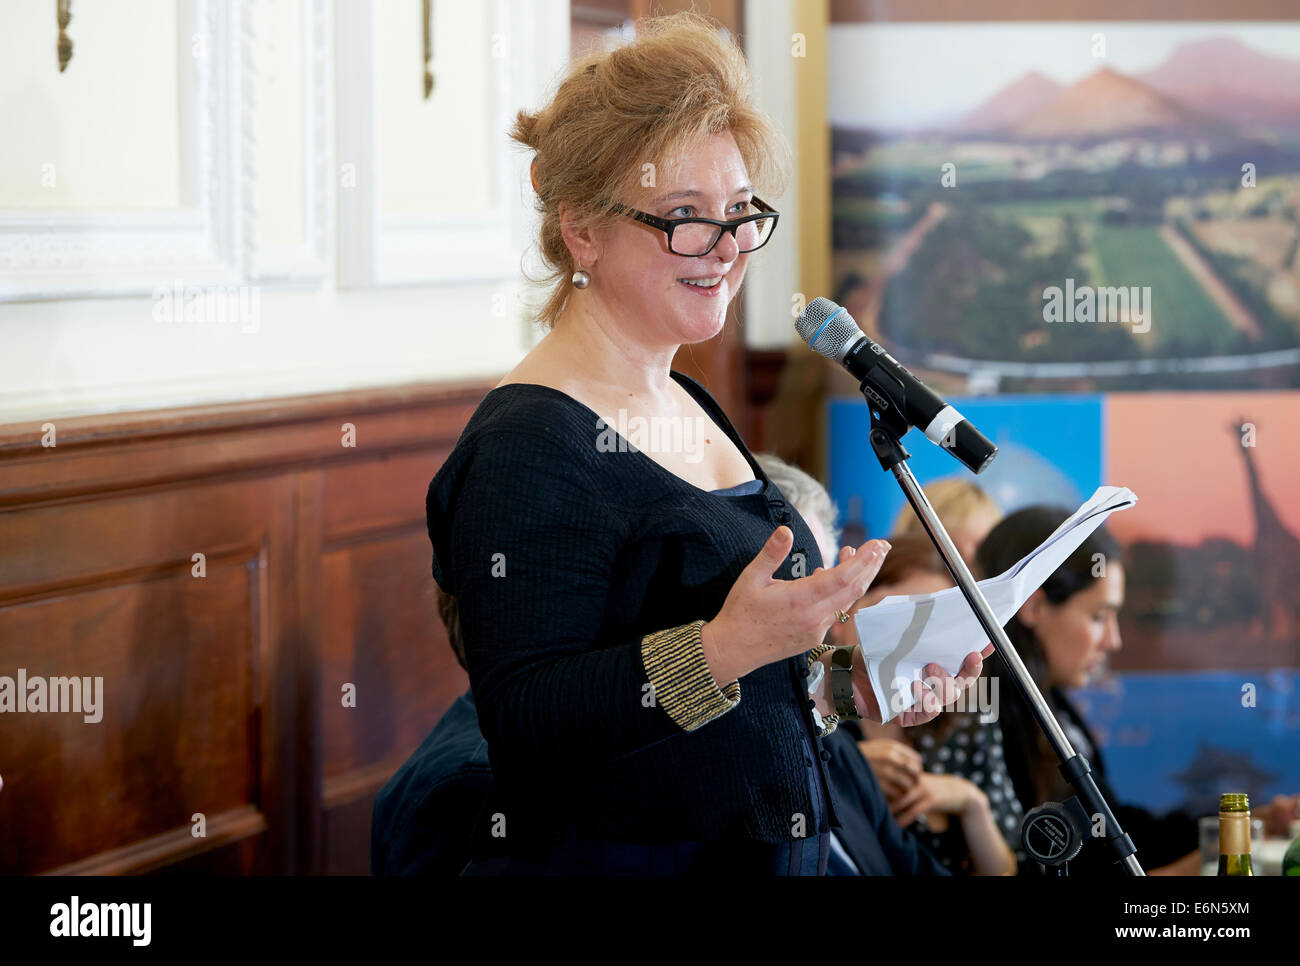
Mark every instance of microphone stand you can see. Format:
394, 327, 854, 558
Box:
862, 406, 1144, 876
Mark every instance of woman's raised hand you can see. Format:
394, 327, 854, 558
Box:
699, 526, 890, 686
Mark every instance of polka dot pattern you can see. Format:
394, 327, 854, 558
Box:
913, 711, 1026, 874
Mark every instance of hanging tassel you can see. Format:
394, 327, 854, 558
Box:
57, 0, 74, 73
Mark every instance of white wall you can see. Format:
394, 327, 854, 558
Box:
0, 0, 569, 424
0, 0, 809, 424
743, 0, 803, 351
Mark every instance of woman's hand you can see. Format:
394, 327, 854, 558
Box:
817, 544, 990, 726
889, 773, 988, 828
699, 527, 890, 686
847, 645, 991, 727
858, 738, 922, 800
889, 772, 1017, 875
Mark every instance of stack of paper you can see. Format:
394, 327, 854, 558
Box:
852, 485, 1138, 722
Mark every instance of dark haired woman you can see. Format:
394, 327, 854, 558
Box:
974, 506, 1200, 875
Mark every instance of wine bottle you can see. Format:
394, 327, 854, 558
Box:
1217, 792, 1254, 877
1283, 820, 1300, 877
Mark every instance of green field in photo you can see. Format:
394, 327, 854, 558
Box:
1089, 225, 1238, 353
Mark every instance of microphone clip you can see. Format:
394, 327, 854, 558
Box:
862, 379, 913, 473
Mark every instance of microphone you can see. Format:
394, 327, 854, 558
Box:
795, 297, 997, 474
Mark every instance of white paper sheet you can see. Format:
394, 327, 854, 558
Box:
851, 485, 1138, 722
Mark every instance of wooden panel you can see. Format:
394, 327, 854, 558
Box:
0, 381, 487, 508
319, 529, 467, 782
49, 808, 271, 876
322, 450, 448, 542
0, 562, 260, 873
0, 480, 276, 596
0, 380, 491, 875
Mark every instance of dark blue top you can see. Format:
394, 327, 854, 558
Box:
425, 370, 841, 865
710, 478, 766, 498
452, 463, 830, 874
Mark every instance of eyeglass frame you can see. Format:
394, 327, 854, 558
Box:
607, 196, 779, 257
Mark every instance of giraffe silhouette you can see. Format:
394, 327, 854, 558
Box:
1229, 418, 1300, 649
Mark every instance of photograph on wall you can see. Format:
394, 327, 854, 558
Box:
829, 22, 1300, 394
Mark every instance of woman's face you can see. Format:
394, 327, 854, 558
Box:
1027, 564, 1126, 688
591, 130, 754, 346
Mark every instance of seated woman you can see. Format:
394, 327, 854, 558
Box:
973, 507, 1199, 875
844, 505, 1298, 875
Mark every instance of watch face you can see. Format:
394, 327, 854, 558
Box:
806, 660, 825, 694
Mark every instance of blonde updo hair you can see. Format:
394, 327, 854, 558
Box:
511, 12, 789, 329
891, 478, 1003, 539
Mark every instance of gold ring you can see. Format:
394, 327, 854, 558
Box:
835, 609, 850, 624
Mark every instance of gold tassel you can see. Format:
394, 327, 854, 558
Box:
57, 0, 74, 73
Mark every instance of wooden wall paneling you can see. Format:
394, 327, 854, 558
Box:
0, 390, 485, 511
0, 380, 491, 875
320, 530, 466, 780
0, 480, 280, 874
290, 470, 325, 875
317, 449, 469, 875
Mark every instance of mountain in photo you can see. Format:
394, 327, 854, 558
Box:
952, 70, 1064, 133
1139, 36, 1300, 130
1012, 66, 1220, 138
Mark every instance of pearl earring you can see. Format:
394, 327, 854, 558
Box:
571, 265, 591, 289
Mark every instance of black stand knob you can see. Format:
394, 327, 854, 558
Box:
1021, 798, 1090, 875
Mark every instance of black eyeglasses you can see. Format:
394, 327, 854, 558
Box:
609, 196, 779, 257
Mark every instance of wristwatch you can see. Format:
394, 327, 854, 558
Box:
804, 656, 838, 737
831, 645, 861, 720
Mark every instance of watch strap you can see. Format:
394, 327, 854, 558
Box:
831, 645, 861, 720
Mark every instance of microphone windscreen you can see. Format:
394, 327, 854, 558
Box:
795, 297, 862, 363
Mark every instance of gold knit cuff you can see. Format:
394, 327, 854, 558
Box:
641, 620, 741, 731
818, 713, 840, 738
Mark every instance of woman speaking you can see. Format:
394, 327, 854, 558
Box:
426, 12, 990, 874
